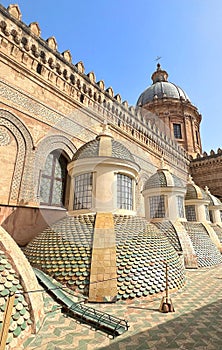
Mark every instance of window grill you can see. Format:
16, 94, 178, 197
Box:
149, 195, 165, 218
173, 123, 182, 139
40, 151, 67, 207
185, 205, 196, 221
73, 173, 93, 210
117, 174, 133, 210
177, 195, 185, 218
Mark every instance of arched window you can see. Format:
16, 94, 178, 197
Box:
39, 150, 67, 207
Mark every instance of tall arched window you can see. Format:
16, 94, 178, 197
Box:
39, 150, 67, 207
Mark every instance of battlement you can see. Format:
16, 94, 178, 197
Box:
0, 4, 189, 172
192, 148, 222, 163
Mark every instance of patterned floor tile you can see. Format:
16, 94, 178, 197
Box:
20, 265, 222, 350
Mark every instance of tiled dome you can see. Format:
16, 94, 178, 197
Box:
24, 214, 185, 301
205, 188, 222, 206
137, 64, 190, 107
182, 222, 222, 267
185, 183, 209, 201
73, 137, 135, 163
212, 225, 222, 244
0, 249, 32, 346
144, 168, 184, 190
154, 221, 182, 253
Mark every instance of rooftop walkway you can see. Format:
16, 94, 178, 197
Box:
23, 265, 222, 350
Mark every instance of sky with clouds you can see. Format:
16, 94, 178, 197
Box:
1, 0, 222, 152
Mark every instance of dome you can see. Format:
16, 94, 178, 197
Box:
24, 214, 185, 301
0, 249, 32, 345
136, 63, 190, 107
143, 167, 184, 190
205, 187, 222, 206
73, 125, 135, 163
185, 177, 209, 201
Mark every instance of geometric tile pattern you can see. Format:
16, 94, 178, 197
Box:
182, 222, 222, 267
212, 224, 222, 243
72, 138, 135, 162
114, 215, 185, 300
23, 265, 222, 350
0, 247, 32, 348
24, 215, 95, 296
24, 214, 185, 302
143, 170, 184, 189
154, 221, 182, 252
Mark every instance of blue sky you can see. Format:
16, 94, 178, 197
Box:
1, 0, 222, 152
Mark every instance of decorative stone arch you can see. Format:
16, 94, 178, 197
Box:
34, 134, 77, 204
0, 109, 34, 204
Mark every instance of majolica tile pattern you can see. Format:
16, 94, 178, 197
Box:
72, 138, 135, 162
185, 184, 208, 200
0, 249, 32, 346
182, 222, 222, 267
154, 221, 182, 252
24, 214, 185, 301
143, 171, 184, 190
212, 225, 222, 243
24, 215, 95, 296
114, 215, 185, 300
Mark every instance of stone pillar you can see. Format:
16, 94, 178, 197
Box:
88, 212, 117, 302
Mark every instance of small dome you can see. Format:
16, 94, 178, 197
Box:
205, 187, 222, 206
137, 64, 190, 107
144, 168, 184, 190
185, 177, 208, 201
73, 126, 135, 163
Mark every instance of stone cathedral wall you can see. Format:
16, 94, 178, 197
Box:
0, 4, 190, 243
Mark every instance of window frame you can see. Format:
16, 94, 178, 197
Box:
173, 123, 182, 139
149, 195, 165, 218
117, 173, 133, 210
185, 205, 196, 221
73, 172, 93, 210
39, 150, 68, 207
177, 195, 185, 218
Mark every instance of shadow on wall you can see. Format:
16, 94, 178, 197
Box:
1, 206, 67, 246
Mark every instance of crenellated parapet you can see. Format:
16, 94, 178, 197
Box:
190, 148, 222, 199
0, 4, 189, 174
193, 148, 222, 161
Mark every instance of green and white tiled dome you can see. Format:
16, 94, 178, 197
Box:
182, 222, 222, 267
154, 221, 182, 253
73, 137, 135, 163
0, 249, 32, 347
144, 168, 184, 190
114, 215, 184, 300
24, 214, 185, 301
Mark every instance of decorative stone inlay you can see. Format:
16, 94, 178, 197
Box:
0, 110, 34, 204
0, 126, 11, 145
0, 80, 95, 140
